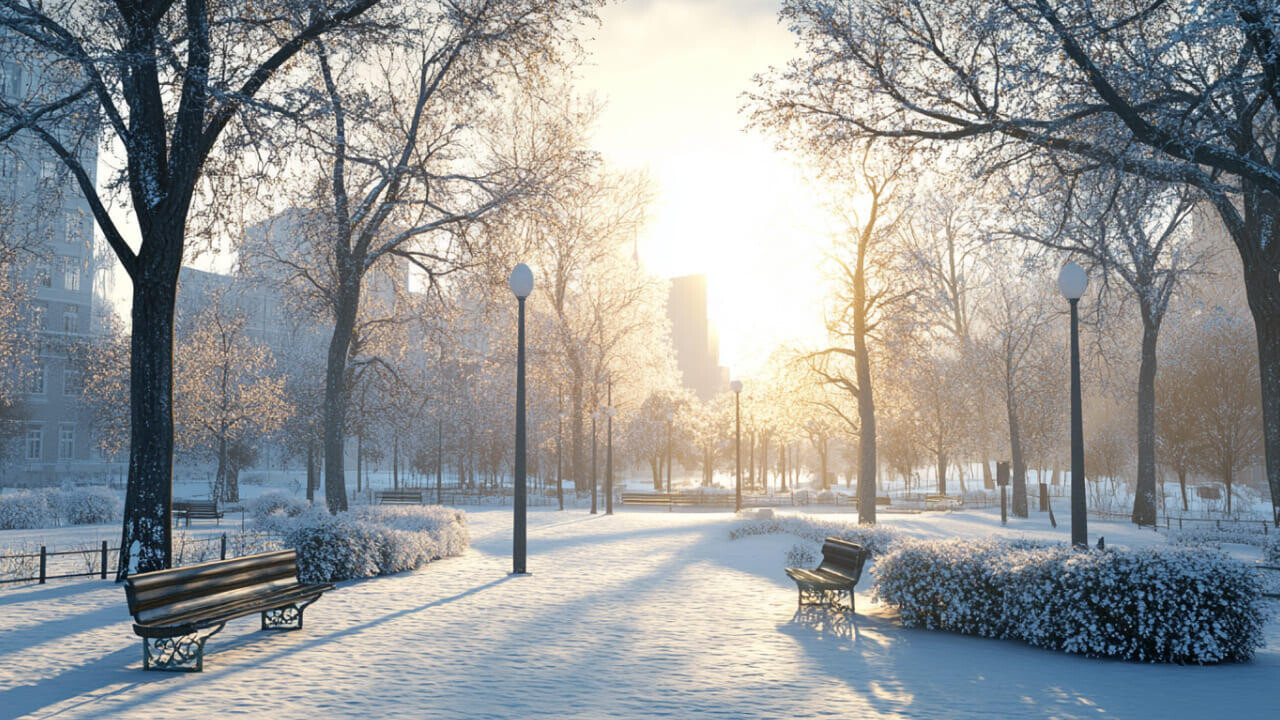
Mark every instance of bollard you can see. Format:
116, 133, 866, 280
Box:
39, 546, 46, 584
100, 541, 108, 579
220, 533, 227, 560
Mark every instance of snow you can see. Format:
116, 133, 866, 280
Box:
0, 506, 1276, 719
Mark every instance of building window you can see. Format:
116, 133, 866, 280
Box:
0, 154, 16, 179
63, 368, 82, 396
58, 425, 75, 460
64, 266, 80, 292
25, 427, 42, 462
64, 212, 83, 245
33, 301, 47, 330
62, 304, 78, 333
26, 363, 45, 395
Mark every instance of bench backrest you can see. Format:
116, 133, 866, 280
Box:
184, 500, 218, 513
124, 550, 301, 624
378, 489, 423, 498
818, 537, 867, 581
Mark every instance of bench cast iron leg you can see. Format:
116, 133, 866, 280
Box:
262, 598, 318, 631
142, 625, 224, 672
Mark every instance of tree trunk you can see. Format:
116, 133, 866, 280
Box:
651, 458, 661, 489
780, 442, 787, 491
306, 441, 316, 504
323, 276, 361, 513
982, 458, 994, 490
570, 374, 585, 491
1131, 312, 1159, 526
1225, 466, 1234, 515
1007, 399, 1028, 518
215, 435, 228, 503
117, 272, 179, 579
761, 441, 769, 493
1246, 283, 1280, 526
936, 451, 947, 495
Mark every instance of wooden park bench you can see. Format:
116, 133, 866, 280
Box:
123, 549, 331, 672
621, 492, 674, 507
173, 500, 223, 527
376, 488, 425, 505
925, 494, 963, 509
785, 537, 868, 612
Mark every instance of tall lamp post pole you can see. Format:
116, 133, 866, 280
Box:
1059, 262, 1088, 548
509, 263, 534, 574
731, 380, 743, 513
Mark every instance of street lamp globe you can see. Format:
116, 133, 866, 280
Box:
730, 380, 743, 394
509, 263, 534, 299
1057, 262, 1088, 300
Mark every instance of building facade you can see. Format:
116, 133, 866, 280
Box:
1, 55, 102, 486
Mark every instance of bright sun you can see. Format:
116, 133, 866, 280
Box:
579, 0, 831, 377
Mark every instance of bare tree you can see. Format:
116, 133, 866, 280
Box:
0, 0, 389, 574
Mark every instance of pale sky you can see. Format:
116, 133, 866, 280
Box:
577, 0, 828, 377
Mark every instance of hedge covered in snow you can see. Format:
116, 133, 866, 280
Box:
730, 514, 902, 556
872, 539, 1268, 664
247, 490, 311, 522
0, 488, 122, 529
262, 505, 469, 584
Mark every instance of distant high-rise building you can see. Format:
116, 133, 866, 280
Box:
667, 275, 728, 401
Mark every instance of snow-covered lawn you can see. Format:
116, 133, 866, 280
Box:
0, 507, 1275, 719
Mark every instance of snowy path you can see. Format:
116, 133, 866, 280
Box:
0, 508, 1275, 719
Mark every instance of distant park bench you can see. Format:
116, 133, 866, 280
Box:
925, 494, 963, 509
376, 489, 425, 505
123, 550, 331, 671
173, 500, 223, 527
785, 537, 868, 612
621, 492, 736, 508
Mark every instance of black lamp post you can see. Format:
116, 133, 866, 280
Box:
731, 380, 743, 513
509, 263, 534, 574
1058, 262, 1088, 548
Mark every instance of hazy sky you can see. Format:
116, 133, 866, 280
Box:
578, 0, 828, 376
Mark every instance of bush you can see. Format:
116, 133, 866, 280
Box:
274, 505, 468, 583
0, 492, 55, 529
1265, 535, 1280, 565
730, 514, 902, 556
872, 538, 1268, 664
0, 488, 122, 529
247, 491, 311, 523
60, 487, 122, 525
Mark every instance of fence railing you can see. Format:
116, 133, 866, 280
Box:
1, 533, 237, 586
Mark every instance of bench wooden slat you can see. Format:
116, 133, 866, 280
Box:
132, 584, 331, 634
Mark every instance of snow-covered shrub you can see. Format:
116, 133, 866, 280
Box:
816, 490, 836, 504
730, 514, 902, 556
60, 487, 122, 525
872, 539, 1268, 664
785, 543, 817, 567
247, 491, 310, 522
1264, 534, 1280, 565
0, 492, 55, 529
1168, 527, 1271, 550
275, 505, 468, 583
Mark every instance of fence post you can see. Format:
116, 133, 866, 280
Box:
100, 541, 108, 580
220, 533, 227, 560
39, 546, 46, 584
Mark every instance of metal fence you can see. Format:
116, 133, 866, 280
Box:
0, 533, 248, 586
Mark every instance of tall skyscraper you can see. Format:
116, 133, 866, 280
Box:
667, 275, 728, 401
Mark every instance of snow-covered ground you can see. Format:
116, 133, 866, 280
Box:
0, 506, 1275, 719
